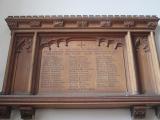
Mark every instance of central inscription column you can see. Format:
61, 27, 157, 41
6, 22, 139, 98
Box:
69, 56, 91, 90
96, 53, 118, 88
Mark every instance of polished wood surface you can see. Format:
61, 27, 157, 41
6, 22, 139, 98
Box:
38, 34, 126, 96
1, 15, 160, 119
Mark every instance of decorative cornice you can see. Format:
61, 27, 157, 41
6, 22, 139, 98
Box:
124, 20, 135, 28
5, 15, 159, 30
30, 20, 41, 27
100, 20, 112, 27
77, 21, 88, 27
53, 20, 64, 27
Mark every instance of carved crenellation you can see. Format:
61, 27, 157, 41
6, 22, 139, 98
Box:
124, 21, 135, 28
147, 21, 158, 29
96, 37, 124, 49
15, 37, 33, 53
20, 107, 35, 119
5, 15, 159, 30
53, 20, 64, 27
77, 21, 88, 27
100, 20, 112, 27
131, 106, 146, 119
134, 36, 149, 52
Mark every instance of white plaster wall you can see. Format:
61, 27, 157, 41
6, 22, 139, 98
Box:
0, 0, 160, 120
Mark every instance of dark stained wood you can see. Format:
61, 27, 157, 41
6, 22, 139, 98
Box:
20, 106, 35, 119
1, 15, 160, 119
155, 106, 160, 119
131, 106, 146, 119
0, 106, 11, 119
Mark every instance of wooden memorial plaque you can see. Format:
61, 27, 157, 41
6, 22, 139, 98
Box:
0, 15, 160, 119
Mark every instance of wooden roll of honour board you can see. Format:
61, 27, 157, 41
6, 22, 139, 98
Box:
1, 15, 160, 119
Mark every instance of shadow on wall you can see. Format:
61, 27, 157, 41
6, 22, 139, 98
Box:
155, 25, 160, 61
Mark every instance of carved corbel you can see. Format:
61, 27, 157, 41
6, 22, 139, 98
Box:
55, 39, 60, 47
63, 37, 70, 46
0, 106, 11, 119
55, 37, 71, 47
96, 38, 101, 46
124, 21, 135, 28
65, 39, 69, 46
105, 39, 109, 47
97, 38, 113, 47
134, 37, 149, 52
96, 38, 109, 47
100, 20, 112, 27
114, 39, 124, 49
40, 37, 71, 50
53, 20, 64, 27
130, 106, 146, 119
16, 37, 32, 53
30, 20, 41, 27
147, 21, 158, 29
48, 43, 52, 50
77, 21, 88, 27
40, 38, 56, 49
20, 107, 35, 119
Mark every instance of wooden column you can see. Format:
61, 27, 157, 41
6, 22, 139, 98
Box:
28, 32, 37, 93
148, 31, 160, 94
2, 31, 15, 94
18, 32, 37, 118
125, 31, 138, 95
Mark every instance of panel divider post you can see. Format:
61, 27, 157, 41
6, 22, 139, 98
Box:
148, 31, 160, 94
125, 31, 138, 95
28, 32, 37, 94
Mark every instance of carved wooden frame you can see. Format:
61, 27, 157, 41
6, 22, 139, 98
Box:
0, 15, 160, 119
